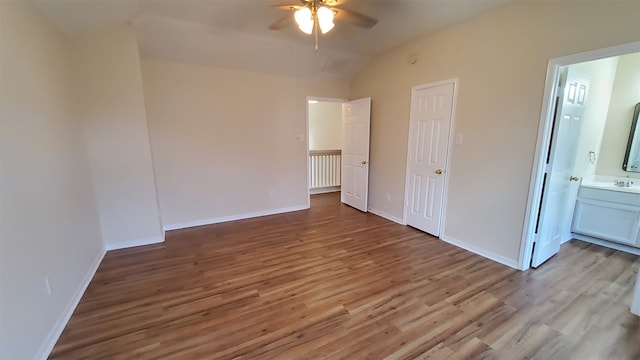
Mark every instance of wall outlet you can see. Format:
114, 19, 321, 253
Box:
270, 190, 276, 198
455, 133, 464, 145
386, 193, 391, 202
45, 275, 53, 295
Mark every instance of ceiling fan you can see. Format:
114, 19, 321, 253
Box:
269, 0, 378, 50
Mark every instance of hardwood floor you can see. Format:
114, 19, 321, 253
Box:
51, 192, 640, 359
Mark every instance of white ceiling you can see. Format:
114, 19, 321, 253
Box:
32, 0, 514, 80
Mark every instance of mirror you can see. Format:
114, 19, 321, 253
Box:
623, 102, 640, 172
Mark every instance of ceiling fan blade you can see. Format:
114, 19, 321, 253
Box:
333, 6, 378, 29
269, 14, 294, 30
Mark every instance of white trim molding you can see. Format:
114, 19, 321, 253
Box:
310, 186, 340, 195
36, 248, 106, 359
104, 235, 165, 251
572, 234, 640, 256
440, 234, 519, 269
163, 205, 309, 232
368, 207, 406, 225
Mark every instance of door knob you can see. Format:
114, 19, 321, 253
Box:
361, 160, 368, 165
435, 169, 443, 175
569, 176, 579, 181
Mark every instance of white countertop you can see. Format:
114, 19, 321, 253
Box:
580, 175, 640, 195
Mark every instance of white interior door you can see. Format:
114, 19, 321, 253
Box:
341, 97, 371, 212
532, 68, 589, 267
405, 83, 454, 236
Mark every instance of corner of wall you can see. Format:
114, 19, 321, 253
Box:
73, 23, 164, 248
35, 248, 106, 359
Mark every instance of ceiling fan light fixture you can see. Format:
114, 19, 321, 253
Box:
294, 7, 313, 34
317, 6, 335, 34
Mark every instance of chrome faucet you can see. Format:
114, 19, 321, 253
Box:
614, 179, 634, 187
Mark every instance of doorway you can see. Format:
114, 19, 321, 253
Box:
520, 41, 640, 269
307, 98, 344, 198
306, 97, 372, 212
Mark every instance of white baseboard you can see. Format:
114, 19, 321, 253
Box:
572, 233, 640, 256
561, 232, 573, 244
104, 234, 164, 251
163, 205, 310, 231
310, 186, 340, 195
439, 234, 519, 269
368, 207, 405, 225
36, 247, 106, 359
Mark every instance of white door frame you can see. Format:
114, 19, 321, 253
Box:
306, 96, 347, 208
402, 78, 459, 235
518, 41, 640, 270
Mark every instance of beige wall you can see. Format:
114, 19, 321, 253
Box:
309, 101, 343, 151
141, 59, 348, 228
350, 2, 640, 263
597, 52, 640, 179
571, 57, 618, 179
73, 25, 164, 247
0, 2, 104, 358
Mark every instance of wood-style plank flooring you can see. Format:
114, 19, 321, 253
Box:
51, 192, 640, 359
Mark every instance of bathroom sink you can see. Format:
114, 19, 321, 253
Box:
580, 180, 640, 194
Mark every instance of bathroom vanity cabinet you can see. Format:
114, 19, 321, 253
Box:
572, 184, 640, 247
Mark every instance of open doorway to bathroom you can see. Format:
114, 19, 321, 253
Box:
521, 42, 640, 269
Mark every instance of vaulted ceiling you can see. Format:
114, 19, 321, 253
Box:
33, 0, 514, 80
